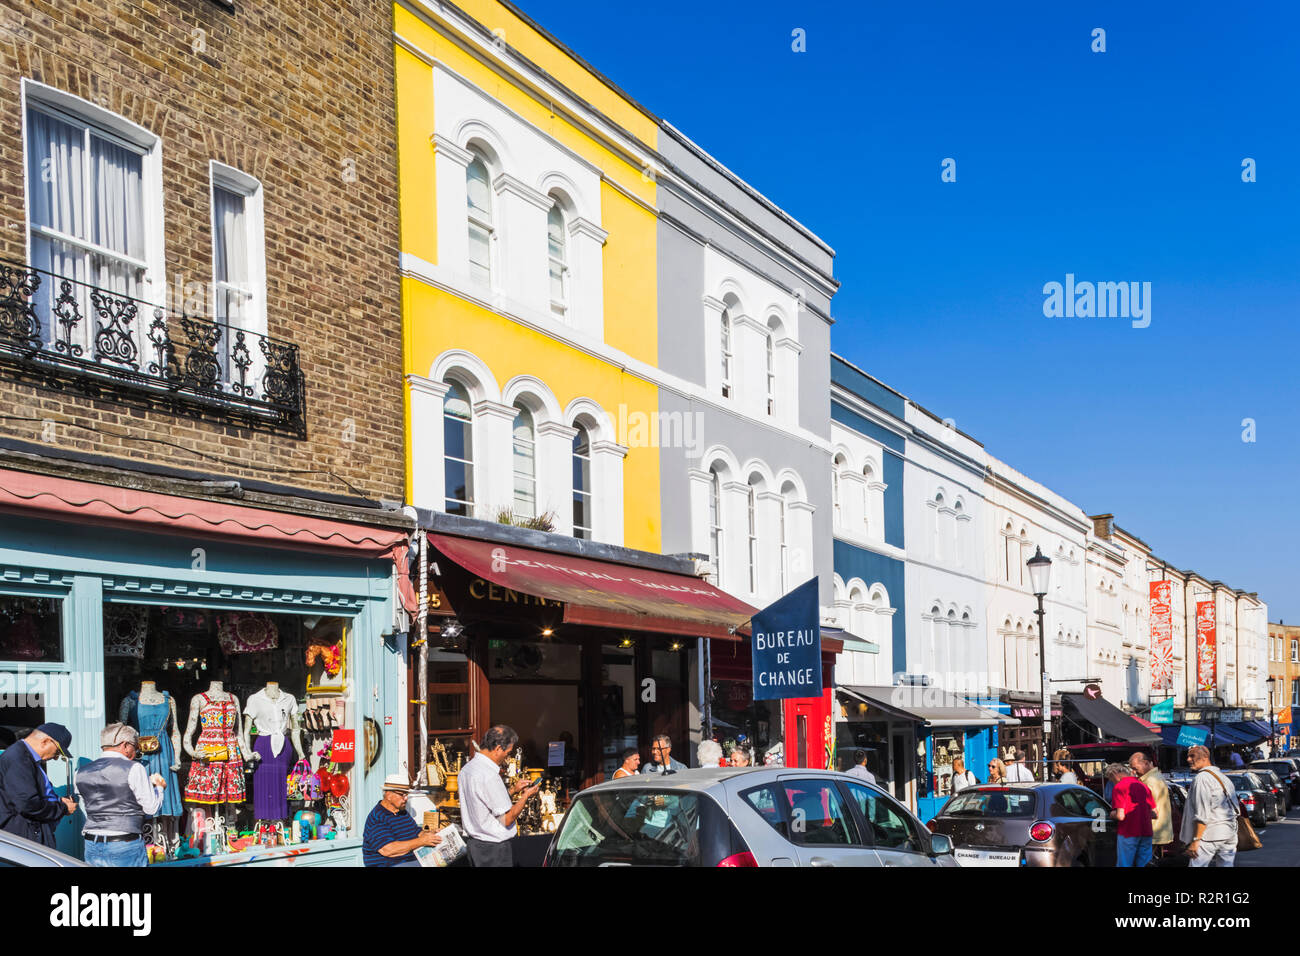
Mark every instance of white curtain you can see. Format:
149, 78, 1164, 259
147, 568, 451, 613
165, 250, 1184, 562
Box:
25, 109, 85, 347
212, 185, 248, 324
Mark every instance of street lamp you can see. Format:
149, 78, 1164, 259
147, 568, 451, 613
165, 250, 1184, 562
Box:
1027, 547, 1052, 781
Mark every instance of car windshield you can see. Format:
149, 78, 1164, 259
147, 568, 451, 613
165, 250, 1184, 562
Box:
550, 790, 704, 866
1227, 775, 1255, 790
942, 789, 1036, 817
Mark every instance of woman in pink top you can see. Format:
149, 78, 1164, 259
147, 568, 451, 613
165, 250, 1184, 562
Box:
1106, 763, 1156, 868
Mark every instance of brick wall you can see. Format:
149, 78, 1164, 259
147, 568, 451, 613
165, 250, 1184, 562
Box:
0, 0, 405, 503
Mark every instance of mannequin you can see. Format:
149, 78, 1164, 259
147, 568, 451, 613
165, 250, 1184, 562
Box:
183, 680, 250, 839
243, 681, 304, 823
120, 680, 183, 846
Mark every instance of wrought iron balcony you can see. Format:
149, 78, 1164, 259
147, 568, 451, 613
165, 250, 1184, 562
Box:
0, 258, 306, 438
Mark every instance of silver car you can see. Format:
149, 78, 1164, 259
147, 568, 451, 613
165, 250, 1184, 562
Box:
542, 766, 958, 867
0, 829, 87, 867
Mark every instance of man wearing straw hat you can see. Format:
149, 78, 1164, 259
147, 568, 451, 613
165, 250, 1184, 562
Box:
362, 773, 441, 867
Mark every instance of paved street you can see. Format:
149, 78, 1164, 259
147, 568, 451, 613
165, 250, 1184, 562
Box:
1237, 806, 1300, 866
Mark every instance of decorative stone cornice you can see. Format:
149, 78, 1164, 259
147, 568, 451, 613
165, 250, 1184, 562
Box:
493, 172, 553, 211
430, 133, 473, 167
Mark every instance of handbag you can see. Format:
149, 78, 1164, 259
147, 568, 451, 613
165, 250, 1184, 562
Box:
1205, 769, 1261, 852
138, 735, 161, 755
200, 745, 231, 762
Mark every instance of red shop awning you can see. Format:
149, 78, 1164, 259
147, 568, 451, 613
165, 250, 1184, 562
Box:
429, 533, 755, 640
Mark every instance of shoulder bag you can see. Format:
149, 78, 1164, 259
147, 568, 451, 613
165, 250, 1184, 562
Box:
1205, 770, 1260, 852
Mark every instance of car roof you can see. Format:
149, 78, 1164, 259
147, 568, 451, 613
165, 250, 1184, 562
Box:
0, 829, 86, 866
575, 766, 882, 796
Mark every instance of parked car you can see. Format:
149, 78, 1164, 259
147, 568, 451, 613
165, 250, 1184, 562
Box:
1250, 768, 1287, 818
0, 830, 87, 867
1226, 771, 1274, 827
927, 783, 1117, 867
1251, 759, 1300, 804
543, 767, 958, 867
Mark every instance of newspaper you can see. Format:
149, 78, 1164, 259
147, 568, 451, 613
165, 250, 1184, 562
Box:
414, 823, 467, 867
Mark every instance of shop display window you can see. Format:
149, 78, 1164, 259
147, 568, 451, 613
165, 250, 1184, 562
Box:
926, 731, 965, 797
100, 603, 355, 864
0, 595, 62, 663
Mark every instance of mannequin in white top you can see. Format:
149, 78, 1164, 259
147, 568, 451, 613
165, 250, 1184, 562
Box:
243, 682, 303, 823
182, 681, 250, 823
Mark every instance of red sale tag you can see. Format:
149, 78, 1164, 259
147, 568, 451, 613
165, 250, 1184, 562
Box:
330, 730, 356, 762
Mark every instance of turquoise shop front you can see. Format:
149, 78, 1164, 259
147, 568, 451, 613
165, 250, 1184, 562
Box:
0, 470, 410, 867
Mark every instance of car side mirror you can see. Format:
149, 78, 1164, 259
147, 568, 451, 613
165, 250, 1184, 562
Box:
929, 832, 954, 856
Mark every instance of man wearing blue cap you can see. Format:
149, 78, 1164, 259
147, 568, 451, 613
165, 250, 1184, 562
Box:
0, 723, 77, 848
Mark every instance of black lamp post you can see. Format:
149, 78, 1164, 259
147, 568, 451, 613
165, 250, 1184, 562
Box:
1026, 547, 1053, 781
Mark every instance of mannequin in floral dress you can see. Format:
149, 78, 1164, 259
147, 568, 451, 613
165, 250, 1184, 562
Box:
183, 681, 251, 833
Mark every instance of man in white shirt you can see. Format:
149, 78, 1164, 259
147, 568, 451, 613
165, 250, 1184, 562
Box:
845, 749, 877, 785
458, 725, 541, 867
1003, 748, 1036, 782
77, 723, 167, 867
1181, 745, 1239, 867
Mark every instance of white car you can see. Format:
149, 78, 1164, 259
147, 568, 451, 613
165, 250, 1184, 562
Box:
543, 766, 958, 867
0, 829, 87, 867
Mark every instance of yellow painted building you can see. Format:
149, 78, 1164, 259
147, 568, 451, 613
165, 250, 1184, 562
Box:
394, 0, 665, 551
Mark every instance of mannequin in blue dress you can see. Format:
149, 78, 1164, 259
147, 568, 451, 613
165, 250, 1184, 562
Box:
120, 681, 183, 851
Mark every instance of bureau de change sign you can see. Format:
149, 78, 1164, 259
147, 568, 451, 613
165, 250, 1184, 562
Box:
750, 577, 821, 700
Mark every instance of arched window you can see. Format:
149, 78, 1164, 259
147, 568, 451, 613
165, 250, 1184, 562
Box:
747, 476, 760, 594
720, 307, 733, 399
832, 453, 846, 526
765, 320, 777, 415
571, 423, 592, 539
511, 403, 536, 518
779, 481, 795, 594
443, 380, 474, 516
547, 201, 568, 318
708, 465, 724, 573
466, 152, 494, 288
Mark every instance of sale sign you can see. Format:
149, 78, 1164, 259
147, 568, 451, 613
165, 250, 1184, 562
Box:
1149, 580, 1173, 692
1195, 600, 1217, 693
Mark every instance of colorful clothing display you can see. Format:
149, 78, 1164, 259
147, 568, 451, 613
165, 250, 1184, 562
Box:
123, 690, 182, 817
184, 693, 245, 805
216, 612, 279, 655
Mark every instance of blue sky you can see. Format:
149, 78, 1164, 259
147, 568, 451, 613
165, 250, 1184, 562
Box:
518, 1, 1299, 619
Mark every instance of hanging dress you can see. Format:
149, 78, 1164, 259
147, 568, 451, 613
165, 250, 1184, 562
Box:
184, 693, 246, 804
123, 690, 182, 817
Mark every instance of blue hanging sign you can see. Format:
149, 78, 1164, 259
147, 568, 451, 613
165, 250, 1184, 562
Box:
1150, 697, 1175, 725
750, 577, 821, 701
1176, 724, 1209, 748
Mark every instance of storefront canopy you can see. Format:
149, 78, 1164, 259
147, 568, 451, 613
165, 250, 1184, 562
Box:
1062, 693, 1161, 744
429, 533, 756, 640
838, 685, 1017, 728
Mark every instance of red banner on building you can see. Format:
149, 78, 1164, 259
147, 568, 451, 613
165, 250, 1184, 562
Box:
1149, 580, 1173, 692
1196, 600, 1217, 693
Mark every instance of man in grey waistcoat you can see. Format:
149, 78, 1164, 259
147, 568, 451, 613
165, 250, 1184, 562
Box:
78, 723, 167, 866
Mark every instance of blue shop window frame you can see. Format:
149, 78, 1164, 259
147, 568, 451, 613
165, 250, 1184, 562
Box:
915, 725, 998, 824
0, 519, 402, 866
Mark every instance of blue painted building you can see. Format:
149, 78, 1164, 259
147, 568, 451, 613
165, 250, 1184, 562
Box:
0, 465, 411, 866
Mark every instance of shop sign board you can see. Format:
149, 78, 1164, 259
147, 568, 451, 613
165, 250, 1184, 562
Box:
1149, 697, 1175, 724
751, 577, 821, 701
1176, 725, 1209, 747
1219, 708, 1243, 723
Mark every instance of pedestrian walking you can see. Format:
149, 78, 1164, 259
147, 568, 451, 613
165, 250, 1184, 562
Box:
1228, 749, 1245, 769
730, 745, 751, 767
951, 756, 976, 792
695, 739, 722, 768
0, 723, 76, 849
641, 734, 687, 774
846, 749, 876, 785
613, 748, 641, 778
77, 723, 168, 867
1053, 749, 1077, 784
987, 758, 1007, 785
1129, 751, 1173, 860
1105, 763, 1156, 868
459, 725, 541, 867
1004, 748, 1034, 782
1181, 745, 1239, 868
362, 773, 440, 867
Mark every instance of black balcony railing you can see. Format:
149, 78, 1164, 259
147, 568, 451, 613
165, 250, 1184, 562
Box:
0, 258, 306, 438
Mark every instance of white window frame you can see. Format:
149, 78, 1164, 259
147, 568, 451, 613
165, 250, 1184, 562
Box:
466, 151, 495, 290
709, 466, 724, 574
747, 480, 759, 595
547, 200, 569, 319
443, 379, 475, 516
21, 80, 165, 355
571, 423, 592, 540
720, 307, 733, 399
512, 403, 537, 519
208, 162, 266, 334
765, 323, 775, 416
